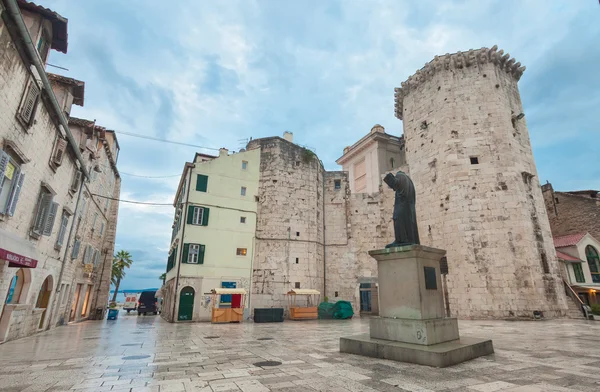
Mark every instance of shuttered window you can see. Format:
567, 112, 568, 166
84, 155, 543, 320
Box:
42, 202, 59, 236
52, 138, 67, 166
196, 174, 208, 192
70, 170, 82, 192
183, 243, 205, 264
187, 206, 209, 226
0, 151, 25, 216
71, 239, 81, 259
32, 188, 54, 237
18, 80, 40, 126
55, 212, 70, 249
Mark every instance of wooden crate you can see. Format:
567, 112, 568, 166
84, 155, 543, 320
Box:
289, 306, 318, 320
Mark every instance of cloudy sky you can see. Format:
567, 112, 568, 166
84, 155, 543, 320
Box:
43, 0, 599, 290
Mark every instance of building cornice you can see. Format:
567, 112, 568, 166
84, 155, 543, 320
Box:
336, 132, 403, 165
394, 45, 526, 120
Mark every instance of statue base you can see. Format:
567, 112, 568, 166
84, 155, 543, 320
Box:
340, 245, 494, 367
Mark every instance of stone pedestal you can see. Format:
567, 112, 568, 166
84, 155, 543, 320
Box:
340, 245, 493, 367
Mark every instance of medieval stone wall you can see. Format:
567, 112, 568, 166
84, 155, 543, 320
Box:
542, 184, 600, 241
247, 137, 324, 309
395, 46, 568, 318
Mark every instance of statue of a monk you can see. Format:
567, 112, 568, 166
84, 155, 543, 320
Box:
383, 171, 420, 247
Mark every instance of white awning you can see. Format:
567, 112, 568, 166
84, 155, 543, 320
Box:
287, 289, 320, 295
211, 288, 247, 295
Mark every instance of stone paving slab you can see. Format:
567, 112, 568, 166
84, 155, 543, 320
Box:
0, 315, 599, 391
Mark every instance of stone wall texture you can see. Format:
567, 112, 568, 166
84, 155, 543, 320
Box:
395, 47, 568, 318
542, 184, 600, 241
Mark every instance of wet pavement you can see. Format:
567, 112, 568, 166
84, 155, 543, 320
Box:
0, 312, 599, 391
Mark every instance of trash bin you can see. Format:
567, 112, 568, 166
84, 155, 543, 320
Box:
107, 308, 119, 320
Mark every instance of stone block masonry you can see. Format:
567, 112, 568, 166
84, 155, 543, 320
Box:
394, 46, 568, 319
542, 184, 600, 241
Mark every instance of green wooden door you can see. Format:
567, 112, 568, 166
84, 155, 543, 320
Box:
178, 287, 195, 321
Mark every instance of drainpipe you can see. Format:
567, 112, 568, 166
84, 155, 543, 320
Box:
171, 168, 193, 322
320, 160, 326, 300
47, 169, 85, 327
4, 0, 89, 180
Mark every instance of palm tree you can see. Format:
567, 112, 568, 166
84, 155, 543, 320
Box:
159, 273, 166, 284
111, 250, 133, 303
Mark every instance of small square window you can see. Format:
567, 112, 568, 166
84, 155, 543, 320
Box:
242, 161, 248, 170
470, 157, 479, 165
241, 186, 247, 196
296, 232, 300, 236
240, 216, 246, 224
335, 291, 339, 297
254, 196, 260, 202
295, 258, 299, 264
236, 248, 247, 256
334, 180, 341, 190
294, 282, 300, 289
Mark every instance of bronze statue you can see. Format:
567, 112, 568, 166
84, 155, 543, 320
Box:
383, 171, 420, 247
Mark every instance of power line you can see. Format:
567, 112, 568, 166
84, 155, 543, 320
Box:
119, 171, 181, 178
91, 193, 172, 206
113, 130, 221, 151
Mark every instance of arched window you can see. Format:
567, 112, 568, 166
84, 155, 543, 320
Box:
586, 245, 600, 283
6, 269, 28, 304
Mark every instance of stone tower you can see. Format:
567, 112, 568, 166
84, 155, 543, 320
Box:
395, 46, 568, 318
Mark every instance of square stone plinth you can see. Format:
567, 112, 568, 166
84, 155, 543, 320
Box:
368, 245, 446, 320
370, 317, 459, 346
340, 334, 494, 368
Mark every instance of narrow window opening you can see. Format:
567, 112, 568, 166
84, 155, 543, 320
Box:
295, 161, 300, 166
240, 186, 247, 196
296, 232, 300, 237
294, 282, 300, 289
334, 179, 341, 190
240, 216, 246, 224
470, 157, 479, 165
254, 196, 259, 202
241, 161, 248, 170
555, 198, 559, 204
295, 258, 299, 264
334, 291, 339, 298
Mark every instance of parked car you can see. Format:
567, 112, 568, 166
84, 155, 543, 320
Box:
123, 294, 138, 314
137, 291, 158, 316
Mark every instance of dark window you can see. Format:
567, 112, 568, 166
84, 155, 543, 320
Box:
334, 180, 341, 190
295, 258, 299, 264
334, 291, 339, 297
586, 246, 600, 283
294, 282, 300, 289
555, 198, 559, 204
254, 196, 260, 202
424, 267, 437, 290
240, 216, 246, 224
296, 232, 300, 237
295, 161, 300, 166
470, 157, 479, 165
573, 263, 585, 283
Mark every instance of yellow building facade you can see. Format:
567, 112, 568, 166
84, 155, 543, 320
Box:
163, 148, 259, 322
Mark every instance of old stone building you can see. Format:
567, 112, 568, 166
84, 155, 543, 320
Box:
165, 46, 571, 321
0, 0, 120, 342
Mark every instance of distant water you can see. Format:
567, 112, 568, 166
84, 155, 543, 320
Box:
109, 289, 159, 304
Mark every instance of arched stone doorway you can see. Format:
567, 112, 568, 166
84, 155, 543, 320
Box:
178, 286, 195, 321
0, 268, 32, 340
35, 275, 53, 329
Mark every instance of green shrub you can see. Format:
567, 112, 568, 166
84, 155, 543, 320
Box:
590, 304, 600, 315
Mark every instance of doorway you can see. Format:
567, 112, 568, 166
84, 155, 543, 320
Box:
579, 292, 590, 306
70, 284, 82, 321
81, 286, 92, 318
359, 283, 379, 315
178, 286, 195, 321
36, 275, 53, 329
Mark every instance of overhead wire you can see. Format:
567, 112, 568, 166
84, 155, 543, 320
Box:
91, 193, 172, 206
112, 130, 221, 151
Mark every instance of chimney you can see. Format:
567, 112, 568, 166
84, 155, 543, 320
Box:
283, 131, 293, 143
219, 148, 229, 157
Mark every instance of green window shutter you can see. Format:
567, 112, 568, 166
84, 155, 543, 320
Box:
182, 243, 190, 264
202, 207, 209, 226
196, 174, 208, 192
187, 205, 195, 224
199, 245, 205, 264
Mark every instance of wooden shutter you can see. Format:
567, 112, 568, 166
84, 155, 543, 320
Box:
7, 171, 25, 216
0, 151, 9, 190
33, 192, 52, 234
201, 207, 209, 226
53, 138, 67, 165
71, 170, 82, 191
56, 214, 69, 246
182, 243, 190, 264
43, 202, 59, 236
187, 205, 195, 224
20, 82, 40, 124
84, 245, 92, 264
199, 245, 205, 264
196, 174, 208, 192
71, 239, 81, 259
93, 250, 100, 267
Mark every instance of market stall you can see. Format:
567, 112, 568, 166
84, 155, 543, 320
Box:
286, 289, 320, 320
210, 288, 247, 324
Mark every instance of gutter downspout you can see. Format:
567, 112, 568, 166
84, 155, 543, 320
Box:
320, 160, 326, 300
47, 168, 85, 327
5, 0, 89, 180
171, 167, 193, 322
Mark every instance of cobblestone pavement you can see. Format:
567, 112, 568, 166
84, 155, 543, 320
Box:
0, 314, 599, 392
